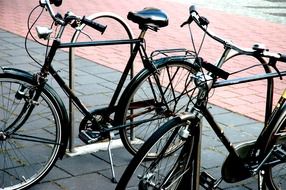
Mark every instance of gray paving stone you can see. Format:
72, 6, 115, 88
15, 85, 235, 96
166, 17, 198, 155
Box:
98, 165, 128, 183
201, 148, 226, 169
74, 82, 113, 96
208, 104, 231, 115
98, 80, 123, 91
92, 147, 134, 167
41, 166, 72, 182
56, 172, 117, 190
77, 62, 116, 75
2, 36, 25, 45
74, 74, 102, 85
30, 181, 63, 190
221, 124, 256, 144
56, 154, 110, 176
0, 30, 19, 38
73, 58, 101, 68
0, 51, 8, 58
214, 112, 258, 127
240, 122, 264, 137
96, 71, 124, 83
0, 59, 12, 67
2, 48, 28, 56
4, 55, 34, 64
2, 42, 22, 50
79, 93, 112, 107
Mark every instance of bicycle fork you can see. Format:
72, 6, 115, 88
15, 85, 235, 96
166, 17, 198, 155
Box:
177, 110, 203, 190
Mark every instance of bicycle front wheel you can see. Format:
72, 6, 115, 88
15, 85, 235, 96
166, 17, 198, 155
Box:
116, 60, 197, 159
116, 117, 199, 190
264, 107, 286, 189
0, 73, 63, 189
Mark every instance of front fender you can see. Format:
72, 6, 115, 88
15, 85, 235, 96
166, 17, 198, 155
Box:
1, 67, 33, 78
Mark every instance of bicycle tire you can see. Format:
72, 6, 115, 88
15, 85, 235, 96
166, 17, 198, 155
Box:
263, 104, 286, 189
0, 72, 64, 189
116, 59, 198, 159
116, 117, 198, 190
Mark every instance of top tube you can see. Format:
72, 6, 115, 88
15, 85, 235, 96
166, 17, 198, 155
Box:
58, 39, 141, 49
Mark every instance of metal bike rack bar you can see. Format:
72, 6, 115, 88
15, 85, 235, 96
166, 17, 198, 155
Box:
69, 45, 76, 153
68, 12, 134, 153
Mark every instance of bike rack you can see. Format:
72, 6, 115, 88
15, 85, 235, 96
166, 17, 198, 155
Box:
68, 12, 134, 153
68, 12, 133, 182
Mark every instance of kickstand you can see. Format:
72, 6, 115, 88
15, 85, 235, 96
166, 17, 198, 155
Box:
258, 170, 267, 190
108, 130, 117, 183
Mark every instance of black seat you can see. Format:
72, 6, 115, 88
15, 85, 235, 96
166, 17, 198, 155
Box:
127, 7, 168, 29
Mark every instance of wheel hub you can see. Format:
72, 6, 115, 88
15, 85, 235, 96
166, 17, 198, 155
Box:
0, 131, 7, 141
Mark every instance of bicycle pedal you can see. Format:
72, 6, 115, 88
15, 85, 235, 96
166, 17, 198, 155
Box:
273, 145, 286, 161
79, 130, 103, 144
200, 171, 216, 189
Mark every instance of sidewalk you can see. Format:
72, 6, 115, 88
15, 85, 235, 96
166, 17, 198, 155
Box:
1, 0, 285, 121
0, 28, 264, 190
0, 0, 285, 189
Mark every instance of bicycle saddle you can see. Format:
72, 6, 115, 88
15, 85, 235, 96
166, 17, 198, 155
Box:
127, 7, 168, 29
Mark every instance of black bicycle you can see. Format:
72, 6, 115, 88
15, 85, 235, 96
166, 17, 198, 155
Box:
0, 0, 200, 189
116, 5, 286, 190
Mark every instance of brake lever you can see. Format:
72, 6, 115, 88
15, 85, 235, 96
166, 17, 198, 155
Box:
180, 21, 189, 28
180, 16, 193, 28
269, 58, 282, 80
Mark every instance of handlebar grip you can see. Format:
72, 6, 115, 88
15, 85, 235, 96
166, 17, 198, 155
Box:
279, 53, 286, 62
81, 16, 107, 34
50, 0, 62, 7
201, 61, 229, 79
189, 5, 197, 14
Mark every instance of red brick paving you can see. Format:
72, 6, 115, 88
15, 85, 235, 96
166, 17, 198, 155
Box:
0, 0, 285, 122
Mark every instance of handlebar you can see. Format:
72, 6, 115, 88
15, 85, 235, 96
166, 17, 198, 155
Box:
182, 5, 286, 64
39, 0, 106, 34
39, 0, 63, 25
279, 53, 286, 62
81, 16, 107, 34
200, 59, 229, 79
181, 5, 226, 45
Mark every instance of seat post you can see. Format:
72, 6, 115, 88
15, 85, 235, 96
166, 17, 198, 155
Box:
138, 27, 148, 39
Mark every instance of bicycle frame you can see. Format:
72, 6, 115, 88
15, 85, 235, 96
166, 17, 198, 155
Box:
116, 5, 286, 189
185, 56, 286, 188
38, 27, 161, 131
213, 47, 281, 122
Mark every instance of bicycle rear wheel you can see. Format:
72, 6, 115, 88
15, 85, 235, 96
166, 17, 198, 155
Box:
263, 104, 286, 189
116, 117, 199, 190
0, 73, 63, 189
116, 60, 198, 159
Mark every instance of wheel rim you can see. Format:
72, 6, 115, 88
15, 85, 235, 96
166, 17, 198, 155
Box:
128, 122, 193, 189
0, 78, 61, 189
120, 62, 197, 158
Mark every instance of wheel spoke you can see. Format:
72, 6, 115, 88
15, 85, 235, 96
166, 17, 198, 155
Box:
11, 133, 61, 145
118, 61, 197, 158
0, 75, 62, 189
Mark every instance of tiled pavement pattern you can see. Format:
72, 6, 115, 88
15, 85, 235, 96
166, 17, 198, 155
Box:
0, 27, 264, 190
0, 0, 285, 189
